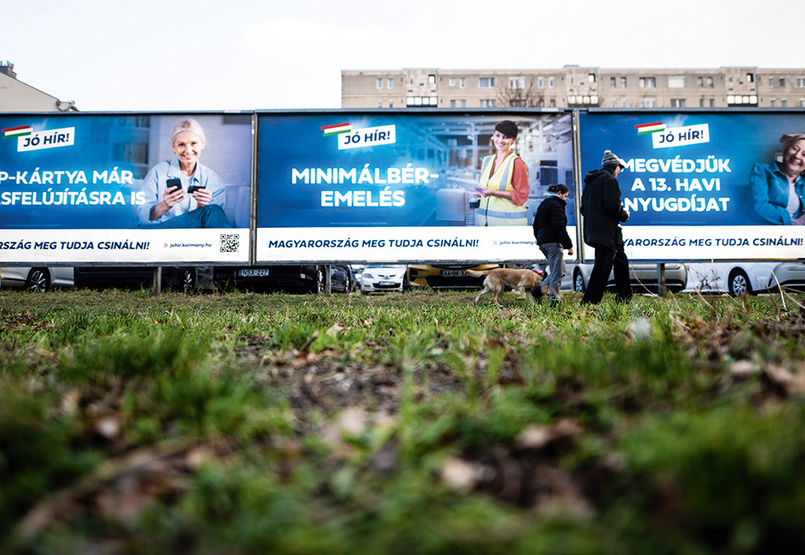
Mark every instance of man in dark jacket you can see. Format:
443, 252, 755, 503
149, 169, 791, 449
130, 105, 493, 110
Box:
580, 150, 631, 304
534, 184, 573, 301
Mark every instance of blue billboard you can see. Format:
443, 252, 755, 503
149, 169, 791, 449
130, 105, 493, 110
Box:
579, 111, 805, 260
255, 111, 575, 262
0, 113, 252, 264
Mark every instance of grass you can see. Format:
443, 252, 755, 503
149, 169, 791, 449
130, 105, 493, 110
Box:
1, 287, 805, 553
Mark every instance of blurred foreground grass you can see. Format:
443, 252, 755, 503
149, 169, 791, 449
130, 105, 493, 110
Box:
2, 287, 805, 554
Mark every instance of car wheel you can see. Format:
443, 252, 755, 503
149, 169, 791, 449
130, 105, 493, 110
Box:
26, 268, 50, 293
728, 269, 752, 297
181, 268, 196, 294
573, 269, 586, 293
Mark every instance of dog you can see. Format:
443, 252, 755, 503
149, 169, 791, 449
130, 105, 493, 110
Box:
466, 268, 543, 307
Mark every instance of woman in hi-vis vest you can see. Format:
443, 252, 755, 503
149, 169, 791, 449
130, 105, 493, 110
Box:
475, 120, 529, 226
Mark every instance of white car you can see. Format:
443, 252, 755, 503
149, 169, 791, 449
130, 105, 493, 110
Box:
360, 265, 407, 293
568, 262, 688, 294
686, 262, 805, 296
1, 266, 74, 292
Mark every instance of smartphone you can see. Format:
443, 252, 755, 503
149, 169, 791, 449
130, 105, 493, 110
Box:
166, 178, 182, 191
187, 184, 206, 194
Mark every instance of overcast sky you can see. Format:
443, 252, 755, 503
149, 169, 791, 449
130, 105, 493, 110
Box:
2, 0, 800, 111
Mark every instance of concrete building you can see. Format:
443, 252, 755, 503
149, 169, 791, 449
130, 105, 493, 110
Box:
0, 62, 77, 111
342, 66, 805, 110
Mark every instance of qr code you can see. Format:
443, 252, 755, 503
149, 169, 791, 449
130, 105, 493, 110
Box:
220, 234, 239, 253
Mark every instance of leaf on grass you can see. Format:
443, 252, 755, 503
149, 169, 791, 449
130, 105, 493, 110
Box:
90, 414, 122, 442
515, 418, 582, 451
763, 363, 805, 397
16, 437, 196, 539
326, 323, 346, 336
441, 457, 482, 491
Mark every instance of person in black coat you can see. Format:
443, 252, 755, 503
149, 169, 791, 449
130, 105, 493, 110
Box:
580, 150, 631, 304
533, 184, 573, 301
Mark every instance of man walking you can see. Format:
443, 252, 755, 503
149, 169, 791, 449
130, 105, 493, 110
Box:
580, 150, 631, 304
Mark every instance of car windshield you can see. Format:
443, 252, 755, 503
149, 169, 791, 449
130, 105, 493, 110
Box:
366, 265, 405, 270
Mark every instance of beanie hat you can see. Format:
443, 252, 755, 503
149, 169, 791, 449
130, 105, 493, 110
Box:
602, 150, 626, 169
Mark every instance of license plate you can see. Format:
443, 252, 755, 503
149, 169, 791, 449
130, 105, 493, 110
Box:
441, 270, 467, 277
238, 269, 270, 277
380, 281, 397, 286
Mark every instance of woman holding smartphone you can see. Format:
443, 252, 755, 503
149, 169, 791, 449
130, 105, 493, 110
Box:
136, 118, 231, 228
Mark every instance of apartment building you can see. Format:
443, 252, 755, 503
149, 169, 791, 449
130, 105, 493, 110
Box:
0, 62, 77, 111
342, 66, 805, 109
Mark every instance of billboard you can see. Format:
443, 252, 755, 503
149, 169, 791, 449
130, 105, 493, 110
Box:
255, 111, 575, 263
0, 113, 252, 264
579, 111, 805, 260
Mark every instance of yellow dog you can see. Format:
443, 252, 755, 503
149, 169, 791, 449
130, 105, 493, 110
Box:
466, 268, 543, 306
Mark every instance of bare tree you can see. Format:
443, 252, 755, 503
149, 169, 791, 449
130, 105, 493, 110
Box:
497, 76, 545, 108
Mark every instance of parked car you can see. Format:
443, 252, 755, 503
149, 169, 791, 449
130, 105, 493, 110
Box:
407, 263, 500, 289
74, 266, 194, 292
349, 265, 364, 292
569, 262, 688, 294
222, 265, 351, 293
687, 261, 805, 296
360, 265, 407, 293
0, 266, 74, 292
74, 264, 351, 294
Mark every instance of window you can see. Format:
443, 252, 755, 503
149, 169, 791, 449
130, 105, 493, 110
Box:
798, 78, 805, 88
670, 98, 687, 107
610, 77, 617, 87
727, 95, 758, 105
746, 73, 755, 83
771, 99, 777, 107
621, 77, 627, 88
538, 77, 544, 88
641, 97, 657, 108
428, 74, 436, 84
377, 78, 383, 89
700, 98, 715, 107
588, 73, 596, 83
611, 98, 618, 107
509, 77, 526, 89
782, 99, 788, 107
460, 100, 466, 108
567, 95, 599, 106
388, 79, 394, 89
622, 99, 629, 108
450, 100, 456, 108
781, 77, 787, 87
549, 77, 555, 88
769, 78, 775, 88
378, 100, 383, 108
668, 76, 686, 88
479, 77, 495, 88
449, 78, 456, 87
800, 99, 805, 108
698, 76, 714, 88
639, 77, 656, 88
549, 98, 556, 108
460, 78, 466, 88
479, 99, 496, 108
406, 96, 438, 107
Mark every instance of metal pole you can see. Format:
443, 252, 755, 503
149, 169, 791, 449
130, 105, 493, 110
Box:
657, 263, 666, 297
153, 267, 162, 296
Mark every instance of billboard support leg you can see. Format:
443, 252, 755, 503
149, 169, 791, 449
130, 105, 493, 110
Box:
153, 267, 162, 296
657, 263, 666, 297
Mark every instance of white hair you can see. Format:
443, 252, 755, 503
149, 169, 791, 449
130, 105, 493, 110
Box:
170, 118, 207, 146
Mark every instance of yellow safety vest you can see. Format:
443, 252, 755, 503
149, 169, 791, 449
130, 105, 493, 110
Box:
477, 153, 528, 226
